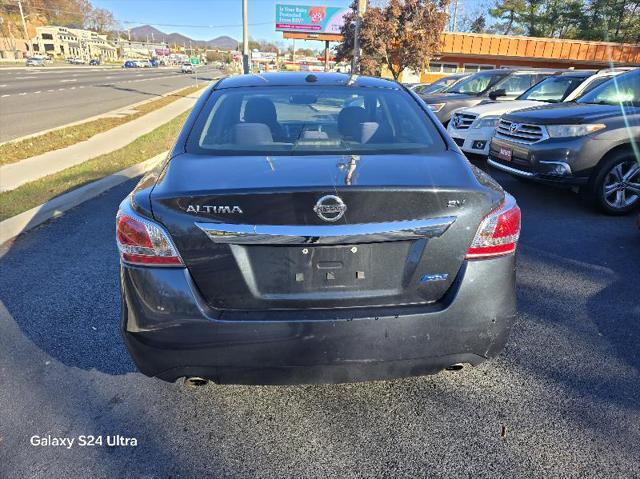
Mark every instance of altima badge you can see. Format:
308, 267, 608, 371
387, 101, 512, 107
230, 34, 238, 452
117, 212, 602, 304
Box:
186, 205, 243, 214
313, 195, 347, 222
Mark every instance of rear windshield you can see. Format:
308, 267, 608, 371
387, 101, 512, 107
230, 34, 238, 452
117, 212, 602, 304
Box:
186, 86, 445, 155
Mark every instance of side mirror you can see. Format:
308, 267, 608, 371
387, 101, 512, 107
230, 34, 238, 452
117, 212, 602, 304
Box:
489, 88, 507, 100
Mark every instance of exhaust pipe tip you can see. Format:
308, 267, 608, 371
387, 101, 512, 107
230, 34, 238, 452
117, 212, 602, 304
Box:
184, 376, 210, 387
445, 363, 464, 371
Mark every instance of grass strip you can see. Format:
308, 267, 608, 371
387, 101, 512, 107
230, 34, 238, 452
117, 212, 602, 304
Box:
0, 84, 203, 166
0, 110, 189, 221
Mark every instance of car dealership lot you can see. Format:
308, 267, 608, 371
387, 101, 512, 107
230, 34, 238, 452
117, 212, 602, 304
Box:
0, 169, 638, 478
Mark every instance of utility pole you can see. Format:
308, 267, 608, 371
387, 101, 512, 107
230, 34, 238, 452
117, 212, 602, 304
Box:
351, 0, 367, 74
242, 0, 249, 74
324, 40, 329, 72
17, 0, 30, 53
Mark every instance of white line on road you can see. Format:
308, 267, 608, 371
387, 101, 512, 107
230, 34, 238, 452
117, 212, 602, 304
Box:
1, 94, 9, 98
70, 86, 76, 90
18, 92, 26, 96
58, 88, 65, 91
60, 79, 77, 83
47, 89, 54, 92
0, 84, 6, 87
34, 91, 41, 94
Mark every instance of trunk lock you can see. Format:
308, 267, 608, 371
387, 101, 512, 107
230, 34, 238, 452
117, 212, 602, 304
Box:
350, 247, 358, 253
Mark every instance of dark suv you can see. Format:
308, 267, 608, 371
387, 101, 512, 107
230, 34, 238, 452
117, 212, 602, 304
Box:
489, 68, 639, 214
420, 69, 556, 125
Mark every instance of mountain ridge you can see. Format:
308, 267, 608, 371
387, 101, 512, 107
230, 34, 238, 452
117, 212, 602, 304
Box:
129, 25, 238, 50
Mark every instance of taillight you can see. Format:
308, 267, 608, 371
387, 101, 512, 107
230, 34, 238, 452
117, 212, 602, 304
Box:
466, 194, 521, 259
116, 207, 183, 266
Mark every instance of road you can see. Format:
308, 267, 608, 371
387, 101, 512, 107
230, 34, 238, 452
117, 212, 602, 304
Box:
0, 169, 638, 478
0, 65, 221, 142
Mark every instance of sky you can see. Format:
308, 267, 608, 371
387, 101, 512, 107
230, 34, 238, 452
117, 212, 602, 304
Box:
91, 0, 353, 47
91, 0, 485, 51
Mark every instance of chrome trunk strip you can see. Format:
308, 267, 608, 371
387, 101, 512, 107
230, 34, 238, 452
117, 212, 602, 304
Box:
196, 217, 457, 245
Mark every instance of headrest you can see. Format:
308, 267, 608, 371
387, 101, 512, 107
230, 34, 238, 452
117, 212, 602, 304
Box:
232, 123, 273, 145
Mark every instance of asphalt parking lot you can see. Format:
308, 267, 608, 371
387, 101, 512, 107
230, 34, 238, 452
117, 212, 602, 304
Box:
0, 168, 638, 478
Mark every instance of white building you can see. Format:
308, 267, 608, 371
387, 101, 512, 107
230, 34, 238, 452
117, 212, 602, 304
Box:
32, 26, 117, 62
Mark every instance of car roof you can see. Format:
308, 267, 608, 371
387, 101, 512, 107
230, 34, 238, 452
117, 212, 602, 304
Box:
555, 70, 596, 77
215, 72, 401, 90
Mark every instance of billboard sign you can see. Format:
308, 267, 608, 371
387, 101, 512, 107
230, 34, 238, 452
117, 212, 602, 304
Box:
275, 4, 348, 34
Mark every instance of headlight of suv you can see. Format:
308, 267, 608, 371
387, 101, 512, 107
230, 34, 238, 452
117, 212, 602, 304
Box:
428, 103, 445, 112
473, 116, 500, 129
546, 124, 606, 138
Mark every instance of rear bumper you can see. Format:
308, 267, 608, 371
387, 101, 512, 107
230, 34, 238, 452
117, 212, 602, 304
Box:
121, 255, 517, 384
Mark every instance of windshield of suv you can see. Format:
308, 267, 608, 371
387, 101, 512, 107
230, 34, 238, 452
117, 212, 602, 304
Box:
577, 69, 640, 106
187, 86, 445, 155
446, 71, 508, 95
518, 75, 587, 102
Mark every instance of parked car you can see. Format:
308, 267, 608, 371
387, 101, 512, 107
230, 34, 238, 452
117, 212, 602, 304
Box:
25, 57, 45, 67
181, 62, 195, 73
448, 68, 632, 157
123, 60, 138, 68
89, 59, 100, 66
411, 73, 470, 95
488, 68, 640, 214
420, 69, 560, 125
116, 72, 521, 385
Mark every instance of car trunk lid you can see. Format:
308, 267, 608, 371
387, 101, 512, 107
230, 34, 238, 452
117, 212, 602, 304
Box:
150, 153, 501, 311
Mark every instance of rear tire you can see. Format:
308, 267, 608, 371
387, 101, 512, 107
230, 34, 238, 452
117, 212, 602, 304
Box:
589, 150, 640, 215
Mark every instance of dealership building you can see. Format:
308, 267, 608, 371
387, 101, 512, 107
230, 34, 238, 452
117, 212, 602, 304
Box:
398, 32, 640, 82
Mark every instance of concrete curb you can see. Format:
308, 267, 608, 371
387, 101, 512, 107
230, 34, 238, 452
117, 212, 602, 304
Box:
0, 82, 211, 147
0, 152, 167, 246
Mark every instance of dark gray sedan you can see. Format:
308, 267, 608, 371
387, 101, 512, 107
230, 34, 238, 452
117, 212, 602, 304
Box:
116, 72, 520, 385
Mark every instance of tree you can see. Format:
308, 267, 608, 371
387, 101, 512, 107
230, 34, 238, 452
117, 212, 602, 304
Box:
488, 0, 640, 42
468, 14, 487, 33
336, 0, 450, 80
85, 7, 118, 34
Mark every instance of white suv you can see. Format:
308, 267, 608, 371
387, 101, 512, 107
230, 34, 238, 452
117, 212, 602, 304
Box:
447, 68, 633, 157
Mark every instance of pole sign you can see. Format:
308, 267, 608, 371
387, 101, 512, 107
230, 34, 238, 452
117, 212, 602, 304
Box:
275, 4, 348, 34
